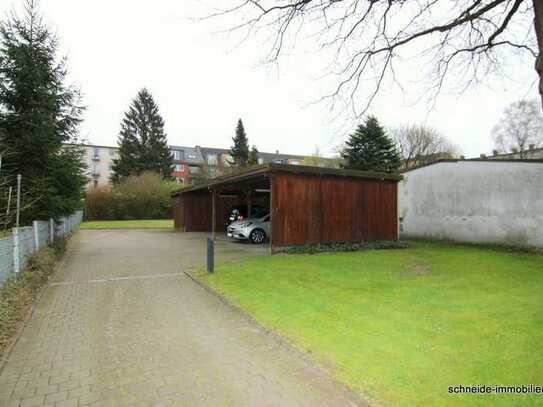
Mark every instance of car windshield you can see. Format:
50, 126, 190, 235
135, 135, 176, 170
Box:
246, 213, 269, 221
251, 207, 267, 217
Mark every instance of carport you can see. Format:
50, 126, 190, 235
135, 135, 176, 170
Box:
171, 164, 402, 251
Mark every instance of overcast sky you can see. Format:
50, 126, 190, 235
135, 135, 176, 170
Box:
0, 0, 539, 157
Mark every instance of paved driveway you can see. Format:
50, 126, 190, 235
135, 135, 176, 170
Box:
0, 230, 361, 406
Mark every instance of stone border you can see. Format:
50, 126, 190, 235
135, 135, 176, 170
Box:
182, 269, 369, 407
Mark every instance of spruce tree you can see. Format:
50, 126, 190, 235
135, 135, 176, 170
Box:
341, 116, 401, 172
0, 0, 85, 223
248, 145, 259, 166
111, 89, 173, 182
229, 119, 249, 167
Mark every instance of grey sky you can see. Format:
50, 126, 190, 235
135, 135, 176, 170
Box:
1, 0, 539, 157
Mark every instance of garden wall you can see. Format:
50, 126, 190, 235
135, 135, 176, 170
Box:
399, 161, 543, 247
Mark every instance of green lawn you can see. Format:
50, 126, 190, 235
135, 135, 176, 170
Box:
80, 219, 173, 229
200, 242, 543, 406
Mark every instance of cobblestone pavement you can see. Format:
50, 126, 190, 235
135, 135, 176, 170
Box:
0, 230, 362, 407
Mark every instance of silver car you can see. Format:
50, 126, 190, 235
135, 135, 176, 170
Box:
227, 213, 270, 244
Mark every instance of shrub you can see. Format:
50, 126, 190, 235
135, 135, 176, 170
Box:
281, 240, 409, 254
84, 172, 181, 220
83, 186, 114, 220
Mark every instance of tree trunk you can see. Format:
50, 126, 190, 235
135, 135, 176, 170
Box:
534, 0, 543, 109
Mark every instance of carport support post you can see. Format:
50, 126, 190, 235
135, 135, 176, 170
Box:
269, 175, 274, 255
246, 189, 252, 217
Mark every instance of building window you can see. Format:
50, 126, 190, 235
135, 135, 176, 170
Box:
109, 149, 116, 157
189, 166, 201, 174
207, 154, 218, 165
93, 147, 100, 159
175, 164, 184, 172
173, 150, 182, 160
257, 158, 264, 165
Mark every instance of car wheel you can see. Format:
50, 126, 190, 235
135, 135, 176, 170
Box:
250, 228, 267, 244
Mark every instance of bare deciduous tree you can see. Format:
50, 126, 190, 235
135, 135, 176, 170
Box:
207, 1, 541, 116
391, 125, 459, 168
492, 99, 543, 157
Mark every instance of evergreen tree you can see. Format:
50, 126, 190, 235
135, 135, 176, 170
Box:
341, 116, 401, 172
229, 119, 249, 167
248, 145, 259, 166
111, 89, 173, 182
0, 0, 85, 223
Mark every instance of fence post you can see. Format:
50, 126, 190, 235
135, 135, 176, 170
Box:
33, 220, 39, 251
49, 219, 54, 244
13, 227, 19, 273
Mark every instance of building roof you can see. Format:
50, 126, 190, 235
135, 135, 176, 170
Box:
172, 163, 402, 196
257, 151, 306, 163
198, 146, 229, 157
484, 146, 543, 160
69, 143, 307, 164
401, 158, 543, 173
198, 146, 307, 163
169, 145, 205, 164
64, 143, 119, 150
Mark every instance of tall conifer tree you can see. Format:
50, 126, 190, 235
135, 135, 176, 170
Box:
229, 119, 249, 167
112, 89, 173, 182
341, 116, 401, 172
0, 0, 85, 223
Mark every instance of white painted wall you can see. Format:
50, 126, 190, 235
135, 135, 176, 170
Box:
399, 161, 543, 247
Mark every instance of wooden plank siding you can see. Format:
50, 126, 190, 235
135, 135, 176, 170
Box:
271, 173, 398, 247
173, 190, 213, 232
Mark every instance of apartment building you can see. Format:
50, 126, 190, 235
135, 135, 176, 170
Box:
198, 146, 307, 177
482, 144, 543, 160
80, 144, 119, 188
76, 143, 309, 189
169, 145, 205, 184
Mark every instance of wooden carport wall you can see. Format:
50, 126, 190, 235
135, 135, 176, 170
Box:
172, 164, 402, 249
270, 172, 399, 247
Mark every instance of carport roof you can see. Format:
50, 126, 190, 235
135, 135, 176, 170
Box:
171, 163, 402, 197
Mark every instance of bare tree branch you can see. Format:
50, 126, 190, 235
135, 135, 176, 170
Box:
205, 0, 539, 118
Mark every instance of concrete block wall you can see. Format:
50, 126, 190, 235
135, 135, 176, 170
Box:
399, 161, 543, 247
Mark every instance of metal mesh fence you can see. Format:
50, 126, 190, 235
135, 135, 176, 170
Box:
0, 210, 83, 288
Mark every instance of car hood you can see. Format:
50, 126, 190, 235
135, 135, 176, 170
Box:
229, 217, 262, 227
